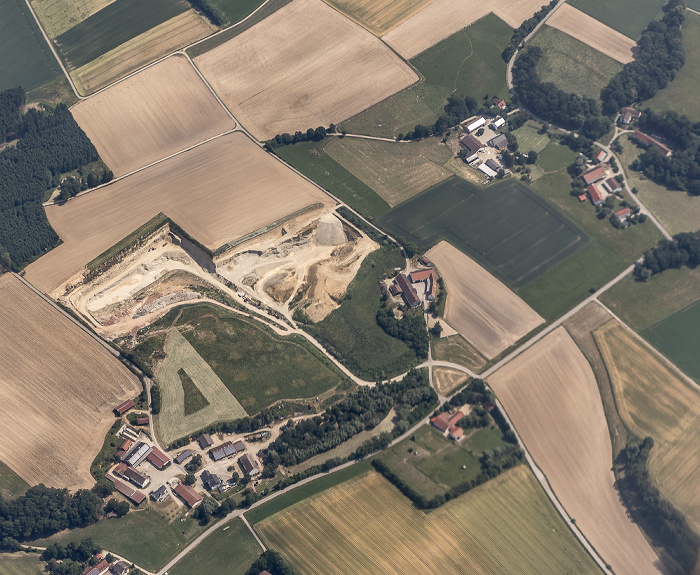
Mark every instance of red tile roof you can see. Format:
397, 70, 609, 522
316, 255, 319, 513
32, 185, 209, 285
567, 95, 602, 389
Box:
577, 194, 587, 202
120, 439, 133, 452
634, 131, 671, 156
113, 462, 128, 477
83, 559, 109, 575
447, 411, 464, 426
114, 399, 135, 415
107, 474, 146, 505
588, 184, 605, 205
174, 482, 202, 507
431, 412, 451, 432
448, 425, 464, 440
147, 447, 169, 469
581, 165, 607, 185
409, 269, 432, 282
615, 207, 632, 218
136, 417, 149, 426
394, 274, 420, 307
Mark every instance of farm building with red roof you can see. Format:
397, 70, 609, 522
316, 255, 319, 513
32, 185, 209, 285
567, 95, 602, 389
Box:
173, 482, 203, 508
588, 184, 605, 206
147, 447, 169, 469
430, 412, 451, 433
633, 131, 672, 156
114, 399, 135, 415
106, 474, 146, 505
581, 165, 607, 186
393, 273, 421, 308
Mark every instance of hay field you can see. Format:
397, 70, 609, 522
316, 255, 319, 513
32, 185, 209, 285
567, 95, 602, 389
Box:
0, 274, 140, 490
433, 367, 468, 395
30, 0, 115, 38
426, 241, 543, 359
488, 328, 663, 575
323, 136, 453, 207
547, 4, 635, 64
322, 0, 434, 36
72, 55, 234, 176
156, 328, 247, 445
594, 320, 700, 533
71, 12, 215, 95
256, 467, 600, 574
194, 0, 417, 141
25, 132, 333, 293
383, 0, 545, 59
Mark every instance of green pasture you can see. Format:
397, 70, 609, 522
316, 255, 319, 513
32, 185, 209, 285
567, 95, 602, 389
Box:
0, 0, 60, 92
140, 303, 343, 414
274, 140, 389, 219
377, 177, 586, 288
647, 11, 700, 122
0, 554, 43, 575
340, 13, 512, 138
536, 141, 576, 173
34, 508, 207, 571
169, 518, 261, 575
209, 0, 265, 25
54, 0, 189, 68
529, 25, 622, 101
512, 122, 551, 154
306, 246, 420, 380
520, 170, 662, 319
642, 299, 700, 382
0, 461, 29, 499
568, 0, 664, 40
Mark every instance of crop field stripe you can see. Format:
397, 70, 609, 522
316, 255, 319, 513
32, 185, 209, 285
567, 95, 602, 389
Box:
0, 0, 61, 92
55, 0, 190, 68
568, 0, 665, 40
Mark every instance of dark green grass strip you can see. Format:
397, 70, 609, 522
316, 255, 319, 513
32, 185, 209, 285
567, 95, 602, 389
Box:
179, 368, 210, 415
246, 460, 373, 524
642, 298, 700, 383
55, 0, 189, 68
209, 0, 265, 25
0, 0, 60, 91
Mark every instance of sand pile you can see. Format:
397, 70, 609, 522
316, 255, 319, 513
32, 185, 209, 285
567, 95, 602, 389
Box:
316, 213, 346, 246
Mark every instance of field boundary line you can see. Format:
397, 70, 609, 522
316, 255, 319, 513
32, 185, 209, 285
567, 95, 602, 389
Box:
182, 53, 239, 125
595, 299, 700, 393
242, 516, 267, 551
43, 129, 236, 206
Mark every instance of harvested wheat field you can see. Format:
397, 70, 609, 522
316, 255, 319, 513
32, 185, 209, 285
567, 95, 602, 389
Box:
488, 328, 663, 575
156, 328, 247, 445
256, 467, 600, 574
0, 274, 140, 490
432, 367, 469, 396
194, 0, 417, 141
72, 54, 233, 176
323, 0, 435, 36
25, 132, 333, 293
383, 0, 546, 59
426, 241, 543, 359
546, 5, 635, 64
31, 0, 116, 37
594, 320, 700, 534
71, 12, 216, 96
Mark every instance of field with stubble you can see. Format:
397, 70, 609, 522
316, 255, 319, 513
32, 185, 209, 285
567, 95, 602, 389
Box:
594, 320, 700, 534
194, 0, 417, 141
72, 55, 234, 176
383, 0, 546, 59
488, 328, 663, 575
255, 467, 600, 574
322, 0, 434, 35
426, 241, 543, 359
0, 274, 140, 490
24, 132, 333, 293
546, 4, 635, 64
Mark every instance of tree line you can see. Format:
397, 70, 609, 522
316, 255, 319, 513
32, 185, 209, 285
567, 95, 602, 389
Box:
375, 307, 429, 359
501, 0, 558, 62
601, 0, 686, 115
261, 370, 437, 468
630, 109, 700, 194
616, 438, 699, 574
266, 125, 330, 149
245, 550, 300, 575
0, 87, 101, 270
633, 230, 700, 280
185, 0, 225, 25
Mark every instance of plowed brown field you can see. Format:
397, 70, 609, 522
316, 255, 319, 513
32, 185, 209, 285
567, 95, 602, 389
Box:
194, 0, 417, 141
71, 55, 234, 177
0, 274, 140, 490
383, 0, 547, 59
547, 4, 635, 64
25, 132, 333, 293
426, 241, 543, 359
488, 328, 663, 575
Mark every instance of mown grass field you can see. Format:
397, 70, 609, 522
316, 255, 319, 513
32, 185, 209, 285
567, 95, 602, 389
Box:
323, 136, 454, 207
306, 246, 420, 380
642, 299, 700, 383
340, 14, 512, 138
595, 320, 700, 533
169, 519, 261, 575
600, 266, 700, 331
255, 467, 600, 574
378, 424, 507, 498
536, 140, 577, 173
0, 460, 29, 499
647, 11, 700, 122
431, 334, 487, 373
377, 177, 586, 288
0, 554, 43, 575
210, 0, 265, 25
520, 170, 662, 319
34, 508, 207, 571
568, 0, 664, 40
135, 303, 343, 416
530, 25, 623, 101
274, 141, 389, 219
512, 121, 551, 154
0, 0, 60, 92
618, 134, 700, 234
54, 0, 189, 68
